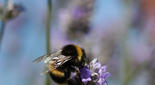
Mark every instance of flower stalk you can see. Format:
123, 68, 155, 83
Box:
45, 0, 52, 85
0, 0, 8, 50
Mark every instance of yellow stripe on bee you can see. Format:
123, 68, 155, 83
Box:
72, 44, 82, 61
52, 70, 65, 77
49, 64, 65, 77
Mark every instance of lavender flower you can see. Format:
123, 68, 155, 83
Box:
80, 58, 110, 85
72, 7, 84, 20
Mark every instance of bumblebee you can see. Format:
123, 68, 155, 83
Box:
33, 44, 86, 84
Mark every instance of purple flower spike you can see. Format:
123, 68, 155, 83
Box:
73, 7, 83, 19
91, 59, 110, 85
78, 59, 110, 85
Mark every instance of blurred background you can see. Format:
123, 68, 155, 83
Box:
0, 0, 155, 85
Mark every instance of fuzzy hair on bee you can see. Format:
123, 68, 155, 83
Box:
33, 44, 86, 84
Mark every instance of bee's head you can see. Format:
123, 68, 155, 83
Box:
61, 44, 78, 57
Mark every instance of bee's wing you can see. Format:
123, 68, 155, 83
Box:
33, 50, 62, 63
50, 55, 72, 71
39, 55, 72, 74
40, 66, 49, 76
56, 55, 71, 66
44, 50, 62, 63
33, 55, 47, 63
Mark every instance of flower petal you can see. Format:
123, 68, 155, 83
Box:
80, 67, 92, 79
82, 77, 91, 83
94, 62, 101, 69
101, 72, 111, 79
99, 65, 107, 75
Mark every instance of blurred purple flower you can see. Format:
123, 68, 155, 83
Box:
72, 7, 84, 19
80, 58, 110, 85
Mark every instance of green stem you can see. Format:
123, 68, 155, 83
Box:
45, 0, 52, 85
46, 0, 52, 54
0, 0, 8, 50
122, 57, 131, 85
0, 21, 6, 49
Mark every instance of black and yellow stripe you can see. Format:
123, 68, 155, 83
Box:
61, 44, 84, 62
49, 64, 70, 84
49, 64, 65, 77
72, 44, 83, 62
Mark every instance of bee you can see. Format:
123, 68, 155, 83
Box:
33, 44, 86, 84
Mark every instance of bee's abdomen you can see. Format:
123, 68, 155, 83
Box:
49, 68, 70, 84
